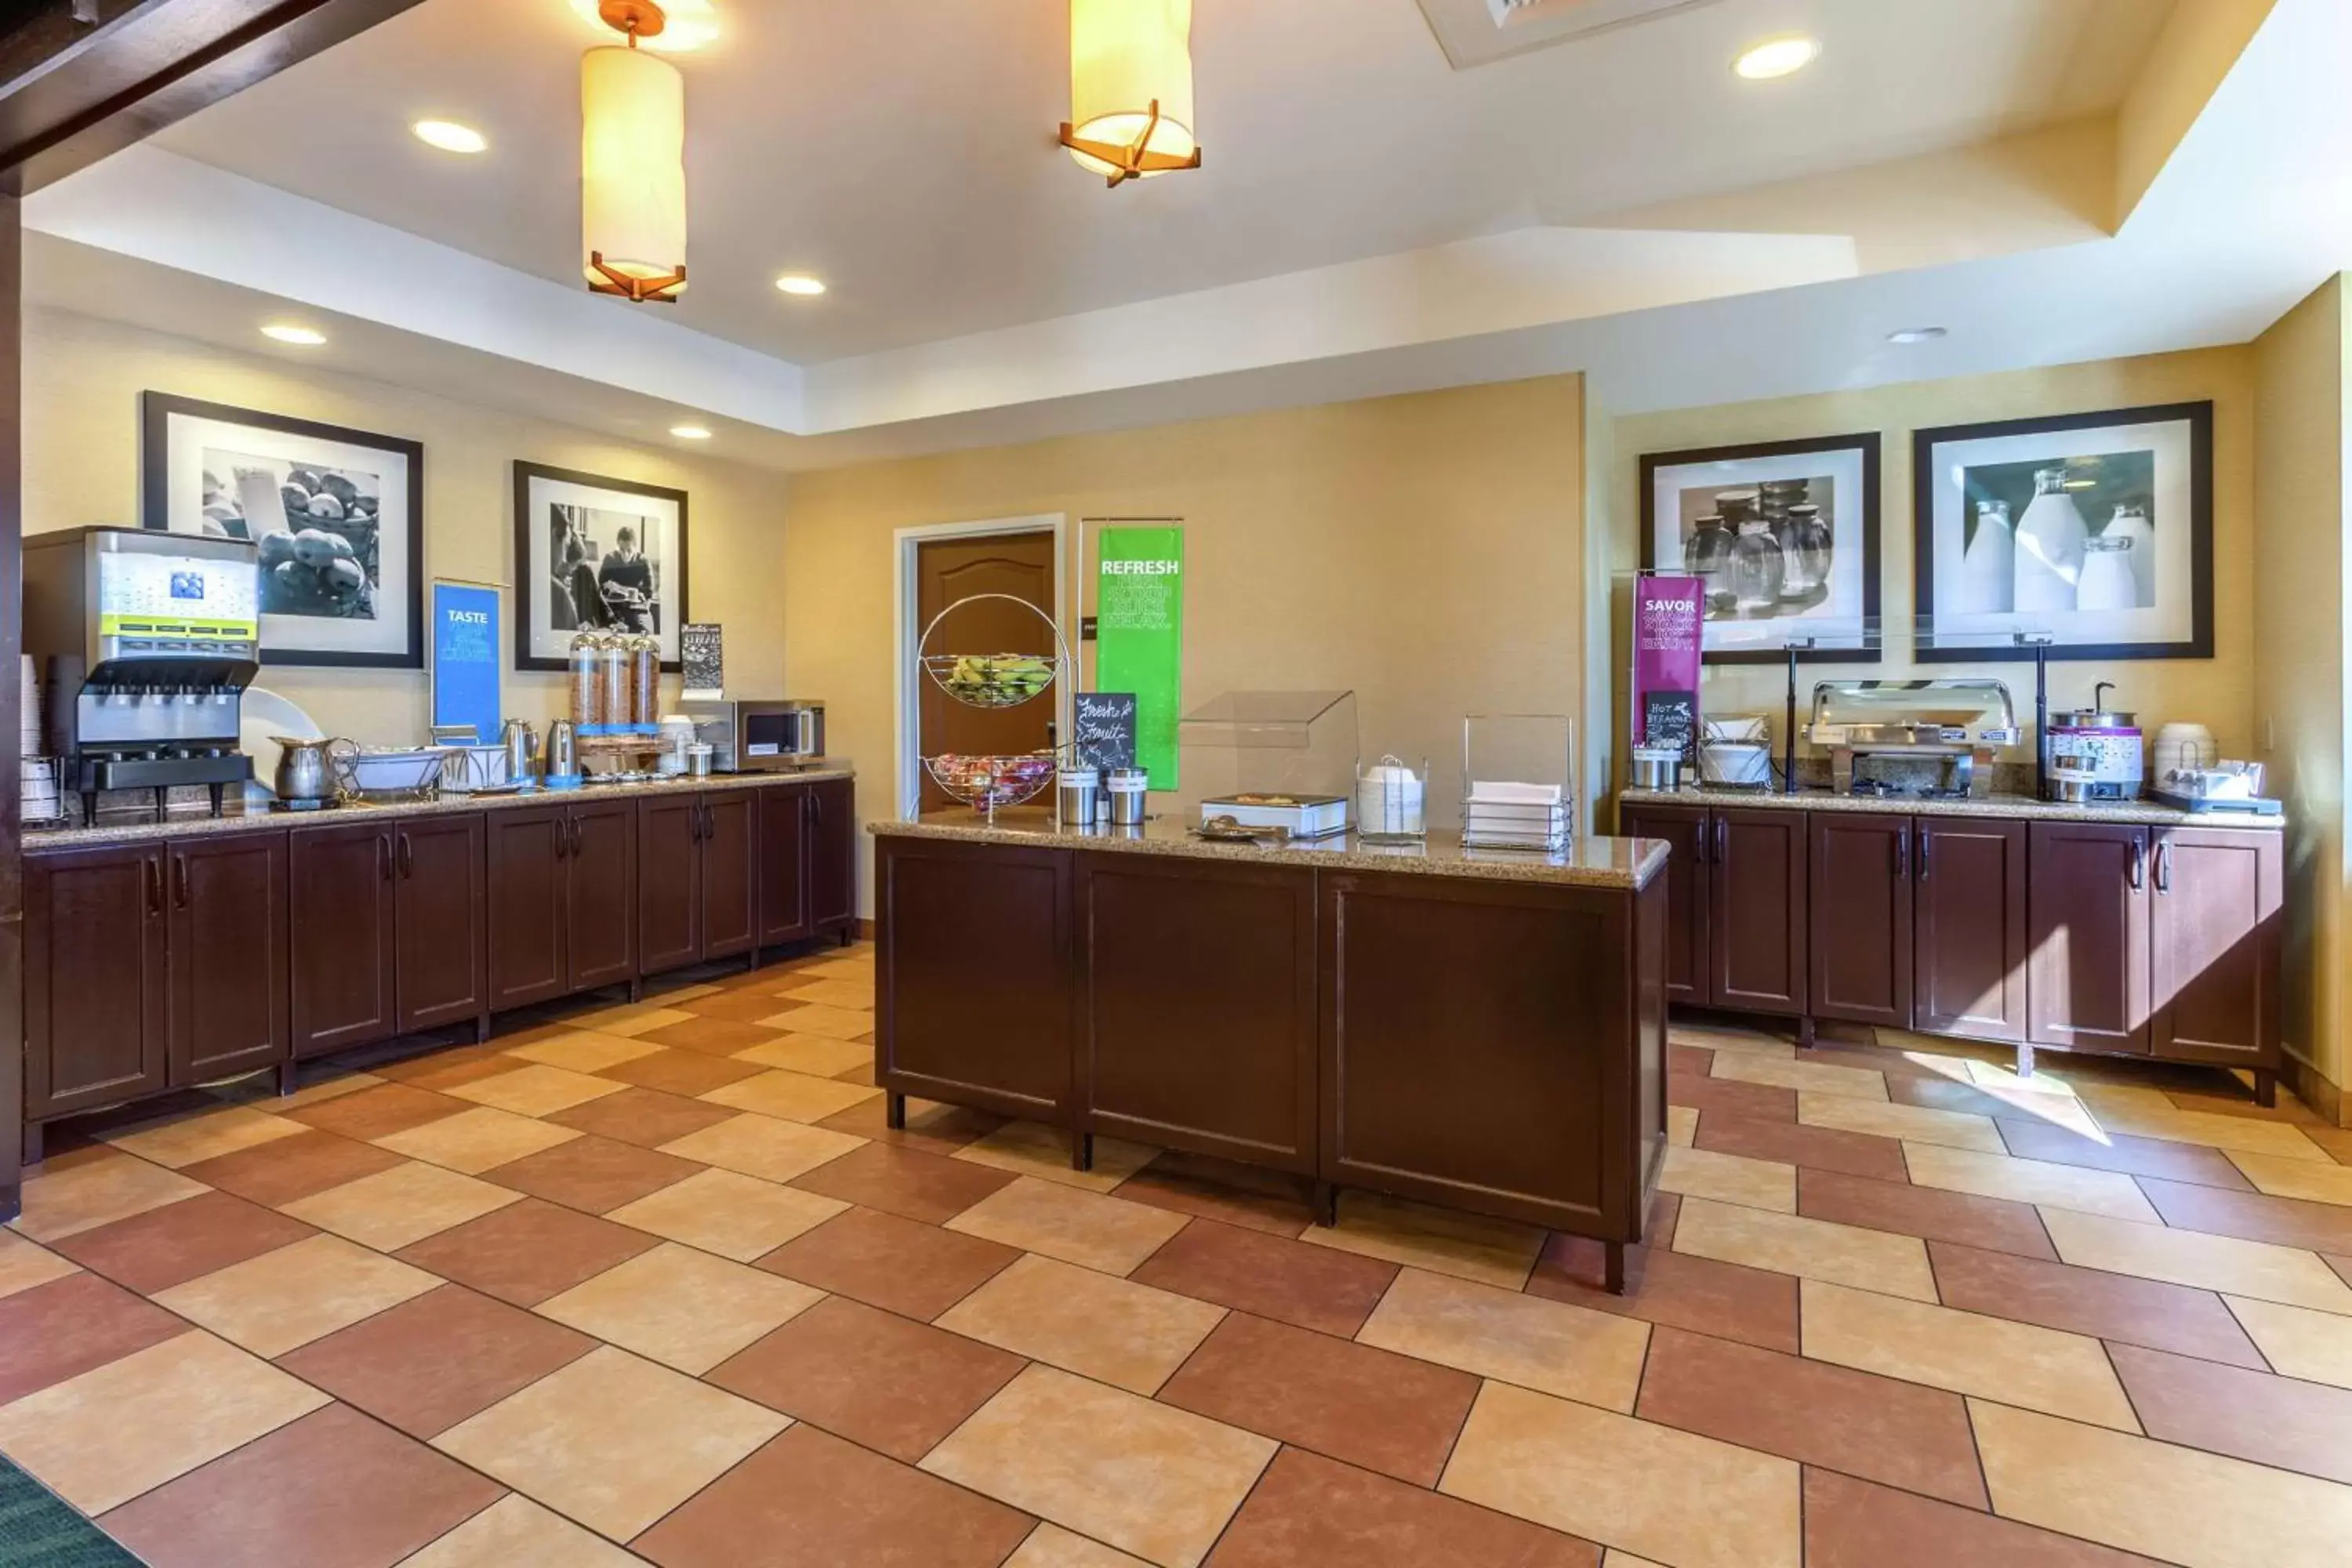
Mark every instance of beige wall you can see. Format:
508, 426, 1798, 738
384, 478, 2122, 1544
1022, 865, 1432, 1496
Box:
21, 307, 791, 742
784, 376, 1588, 913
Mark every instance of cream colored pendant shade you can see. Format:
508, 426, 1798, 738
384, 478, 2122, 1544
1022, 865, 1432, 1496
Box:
1062, 0, 1200, 186
583, 41, 687, 301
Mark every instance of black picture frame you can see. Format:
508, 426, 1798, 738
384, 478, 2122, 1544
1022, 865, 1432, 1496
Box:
1912, 401, 2213, 663
140, 391, 426, 669
1639, 431, 1882, 665
513, 461, 691, 672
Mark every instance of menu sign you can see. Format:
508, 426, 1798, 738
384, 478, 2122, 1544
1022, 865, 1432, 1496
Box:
1633, 575, 1704, 764
680, 622, 724, 699
1072, 692, 1138, 771
1094, 526, 1185, 787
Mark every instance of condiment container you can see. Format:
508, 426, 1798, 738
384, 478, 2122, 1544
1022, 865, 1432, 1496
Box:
1058, 765, 1101, 826
686, 742, 715, 778
1628, 746, 1683, 792
1356, 755, 1427, 840
1106, 767, 1149, 826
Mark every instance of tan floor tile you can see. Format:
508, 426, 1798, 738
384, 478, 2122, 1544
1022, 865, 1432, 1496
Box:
2226, 1297, 2352, 1392
1439, 1381, 1800, 1568
281, 1161, 523, 1251
647, 980, 724, 1002
1667, 1105, 1697, 1149
657, 1110, 865, 1184
1799, 1279, 2139, 1430
1972, 1398, 2352, 1567
1297, 1192, 1547, 1290
1004, 1523, 1152, 1567
153, 1232, 440, 1356
372, 1106, 582, 1174
2227, 1151, 2352, 1207
938, 1254, 1225, 1395
537, 1241, 823, 1372
447, 1063, 628, 1119
733, 1033, 873, 1077
1671, 1023, 1796, 1059
607, 1167, 848, 1261
0, 1230, 79, 1301
2038, 1206, 2352, 1315
563, 1004, 699, 1037
923, 1364, 1274, 1568
759, 1002, 875, 1040
435, 1345, 787, 1541
400, 1494, 644, 1567
1671, 1197, 1936, 1301
8, 1152, 206, 1242
1902, 1142, 2160, 1223
1962, 1058, 2085, 1096
1658, 1145, 1795, 1213
789, 956, 873, 983
1711, 1052, 1886, 1102
504, 1030, 665, 1074
1797, 1094, 2004, 1153
1601, 1555, 1673, 1568
700, 1068, 880, 1124
2085, 1099, 2331, 1163
952, 1120, 1160, 1194
105, 1105, 310, 1169
946, 1176, 1189, 1276
263, 1070, 384, 1111
0, 1331, 327, 1515
778, 977, 874, 1011
1357, 1266, 1650, 1411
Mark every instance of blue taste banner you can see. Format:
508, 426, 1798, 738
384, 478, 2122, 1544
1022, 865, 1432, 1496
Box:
432, 583, 502, 744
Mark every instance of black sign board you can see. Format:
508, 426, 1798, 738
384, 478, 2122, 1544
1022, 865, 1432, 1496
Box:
1072, 691, 1138, 771
680, 622, 724, 695
1642, 689, 1699, 765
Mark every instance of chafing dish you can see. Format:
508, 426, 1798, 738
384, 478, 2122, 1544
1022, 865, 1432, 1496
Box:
1805, 679, 2022, 800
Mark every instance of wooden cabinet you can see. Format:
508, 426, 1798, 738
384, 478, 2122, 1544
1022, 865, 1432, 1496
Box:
1913, 817, 2028, 1042
24, 845, 168, 1119
756, 783, 811, 947
566, 797, 637, 992
289, 822, 400, 1058
394, 815, 486, 1036
808, 776, 858, 935
1711, 808, 1808, 1017
488, 798, 636, 1009
2027, 821, 2152, 1054
169, 833, 290, 1083
1620, 805, 1708, 1005
702, 791, 758, 960
1808, 813, 1911, 1029
639, 790, 760, 978
2151, 827, 2281, 1067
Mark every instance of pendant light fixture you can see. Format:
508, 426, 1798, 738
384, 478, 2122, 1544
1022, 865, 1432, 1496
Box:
583, 0, 688, 303
1060, 0, 1201, 187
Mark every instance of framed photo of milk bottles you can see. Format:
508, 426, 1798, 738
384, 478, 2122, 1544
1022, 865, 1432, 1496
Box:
1639, 432, 1882, 663
1914, 402, 2212, 662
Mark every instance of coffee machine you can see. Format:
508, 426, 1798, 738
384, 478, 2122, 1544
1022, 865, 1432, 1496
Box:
23, 527, 261, 822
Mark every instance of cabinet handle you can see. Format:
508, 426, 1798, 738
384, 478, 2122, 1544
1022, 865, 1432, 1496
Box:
378, 833, 393, 882
2154, 840, 2172, 895
571, 818, 585, 857
1917, 829, 1931, 882
1712, 816, 1727, 864
172, 853, 189, 909
144, 857, 163, 916
2129, 838, 2145, 891
812, 789, 824, 827
399, 833, 414, 879
1893, 828, 1908, 879
554, 818, 568, 859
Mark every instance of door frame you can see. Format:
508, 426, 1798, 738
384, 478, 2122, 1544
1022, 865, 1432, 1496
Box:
891, 514, 1071, 819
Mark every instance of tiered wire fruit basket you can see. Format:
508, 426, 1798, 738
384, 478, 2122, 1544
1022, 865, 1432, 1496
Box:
917, 593, 1073, 822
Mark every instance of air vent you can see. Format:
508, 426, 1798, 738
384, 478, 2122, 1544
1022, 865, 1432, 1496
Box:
1417, 0, 1725, 71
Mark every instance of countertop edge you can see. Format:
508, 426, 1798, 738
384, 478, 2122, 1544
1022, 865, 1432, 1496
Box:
1614, 786, 2285, 830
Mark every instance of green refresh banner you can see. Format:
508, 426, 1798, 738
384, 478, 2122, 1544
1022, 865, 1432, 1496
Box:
1094, 525, 1185, 787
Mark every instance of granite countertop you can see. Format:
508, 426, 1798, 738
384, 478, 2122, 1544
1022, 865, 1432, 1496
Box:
871, 811, 1669, 890
1617, 785, 2285, 830
24, 766, 857, 851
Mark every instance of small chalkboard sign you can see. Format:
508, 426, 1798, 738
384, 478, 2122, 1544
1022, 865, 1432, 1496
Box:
680, 622, 724, 699
1643, 689, 1699, 765
1073, 691, 1138, 771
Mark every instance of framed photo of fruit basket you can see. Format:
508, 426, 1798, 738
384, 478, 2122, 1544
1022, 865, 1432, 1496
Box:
514, 463, 689, 671
140, 392, 426, 668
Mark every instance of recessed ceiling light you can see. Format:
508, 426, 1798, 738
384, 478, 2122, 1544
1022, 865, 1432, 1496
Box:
567, 0, 719, 53
1886, 327, 1949, 344
261, 323, 327, 346
412, 118, 488, 154
775, 274, 827, 297
1734, 36, 1820, 80
670, 424, 713, 440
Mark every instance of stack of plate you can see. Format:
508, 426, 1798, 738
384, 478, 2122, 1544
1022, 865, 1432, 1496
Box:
19, 657, 60, 826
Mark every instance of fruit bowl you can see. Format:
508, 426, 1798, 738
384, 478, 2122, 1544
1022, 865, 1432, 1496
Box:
923, 653, 1057, 710
925, 753, 1058, 812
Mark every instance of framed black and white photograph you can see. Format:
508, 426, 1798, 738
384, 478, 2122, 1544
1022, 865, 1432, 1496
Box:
1640, 433, 1881, 662
1914, 401, 2212, 662
140, 392, 425, 668
514, 462, 689, 671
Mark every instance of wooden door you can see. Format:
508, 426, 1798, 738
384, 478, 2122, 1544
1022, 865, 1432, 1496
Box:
809, 776, 858, 932
756, 782, 811, 946
566, 798, 638, 991
637, 792, 702, 976
169, 833, 289, 1084
2027, 821, 2150, 1054
1620, 805, 1709, 1007
2151, 828, 2281, 1067
488, 805, 569, 1011
289, 823, 397, 1058
1808, 812, 1911, 1028
23, 847, 166, 1119
395, 814, 486, 1035
914, 532, 1058, 811
1914, 816, 2028, 1043
1708, 808, 1808, 1017
701, 790, 759, 960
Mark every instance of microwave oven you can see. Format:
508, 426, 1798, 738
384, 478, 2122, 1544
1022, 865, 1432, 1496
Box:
676, 699, 826, 771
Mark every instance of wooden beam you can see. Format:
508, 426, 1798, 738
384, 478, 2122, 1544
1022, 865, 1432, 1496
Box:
0, 192, 19, 1225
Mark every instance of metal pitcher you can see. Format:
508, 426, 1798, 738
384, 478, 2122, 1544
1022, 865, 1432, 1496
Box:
501, 718, 539, 784
273, 736, 338, 804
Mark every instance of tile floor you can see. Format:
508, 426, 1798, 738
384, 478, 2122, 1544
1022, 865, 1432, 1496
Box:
6, 948, 2352, 1566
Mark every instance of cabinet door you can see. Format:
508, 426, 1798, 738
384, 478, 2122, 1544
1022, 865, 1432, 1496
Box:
637, 793, 702, 977
1708, 808, 1808, 1016
488, 806, 570, 1011
701, 790, 759, 960
1620, 806, 1709, 1006
756, 783, 811, 946
1914, 817, 2028, 1043
396, 815, 487, 1034
289, 823, 398, 1058
1808, 812, 1911, 1028
2027, 822, 2150, 1053
2151, 828, 2281, 1067
808, 777, 858, 931
24, 847, 167, 1119
567, 798, 639, 991
169, 832, 290, 1083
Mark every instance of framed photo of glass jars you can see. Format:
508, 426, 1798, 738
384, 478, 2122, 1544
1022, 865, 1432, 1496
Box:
1639, 432, 1882, 663
1912, 401, 2212, 662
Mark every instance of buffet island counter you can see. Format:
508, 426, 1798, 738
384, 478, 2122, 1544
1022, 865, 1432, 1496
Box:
872, 812, 1671, 1291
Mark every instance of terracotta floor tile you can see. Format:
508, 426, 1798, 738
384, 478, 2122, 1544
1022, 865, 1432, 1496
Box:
543, 1084, 740, 1148
708, 1294, 1024, 1462
1796, 1168, 2056, 1260
2038, 1204, 2352, 1313
1671, 1196, 1936, 1301
0, 1270, 187, 1404
922, 1364, 1274, 1568
2227, 1294, 2352, 1390
655, 1110, 865, 1184
7, 1150, 206, 1242
639, 1014, 789, 1056
434, 1345, 786, 1541
1797, 1093, 2005, 1153
1358, 1265, 1650, 1410
0, 1330, 327, 1515
481, 1134, 700, 1214
680, 988, 823, 1025
786, 1140, 1016, 1224
1928, 1240, 2266, 1367
700, 1067, 881, 1124
1802, 1468, 2169, 1568
1693, 1112, 1908, 1183
47, 1189, 316, 1295
562, 1002, 700, 1036
759, 1205, 1018, 1319
946, 1175, 1189, 1276
1131, 1216, 1396, 1337
590, 1045, 768, 1097
607, 1167, 848, 1261
2139, 1174, 2352, 1254
0, 1229, 78, 1300
1439, 1381, 1800, 1568
1657, 1145, 1795, 1212
2111, 1341, 2352, 1485
537, 1242, 822, 1373
154, 1232, 440, 1356
503, 1029, 664, 1074
103, 1105, 310, 1170
385, 1050, 530, 1094
1668, 1072, 1798, 1123
281, 1160, 524, 1251
1526, 1232, 1801, 1355
394, 1197, 659, 1307
1668, 1042, 1715, 1077
372, 1105, 582, 1175
182, 1129, 410, 1207
1301, 1191, 1547, 1290
277, 1282, 596, 1438
447, 1062, 628, 1119
284, 1082, 470, 1142
399, 1494, 643, 1567
818, 1094, 1006, 1156
1906, 1143, 2161, 1222
758, 1002, 873, 1040
734, 1032, 873, 1077
637, 1421, 1032, 1568
952, 1120, 1160, 1194
1712, 1051, 1886, 1102
254, 1067, 383, 1111
936, 1252, 1224, 1395
1207, 1447, 1598, 1568
1635, 1323, 1985, 1508
1009, 1524, 1152, 1567
1112, 1150, 1316, 1239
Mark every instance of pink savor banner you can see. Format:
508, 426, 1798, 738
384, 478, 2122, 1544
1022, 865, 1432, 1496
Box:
1632, 575, 1704, 760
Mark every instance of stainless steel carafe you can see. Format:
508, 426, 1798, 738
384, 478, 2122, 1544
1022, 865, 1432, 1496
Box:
501, 719, 539, 785
543, 719, 579, 782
